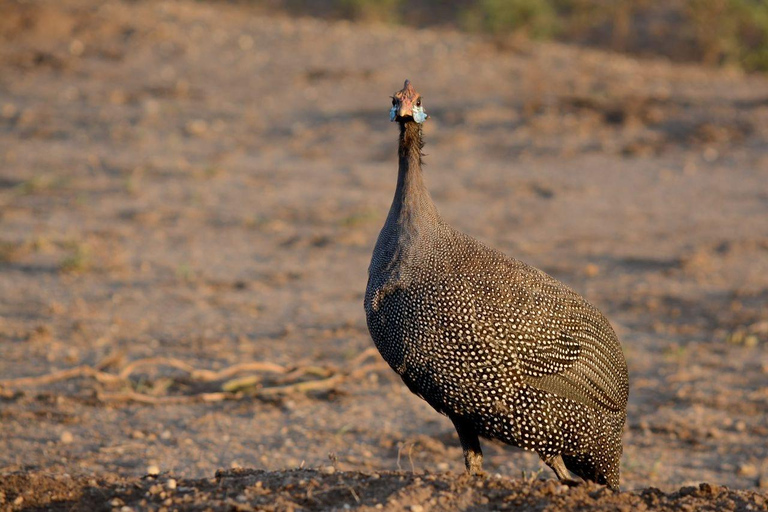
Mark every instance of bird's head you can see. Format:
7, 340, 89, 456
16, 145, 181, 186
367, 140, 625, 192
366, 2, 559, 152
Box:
390, 79, 427, 124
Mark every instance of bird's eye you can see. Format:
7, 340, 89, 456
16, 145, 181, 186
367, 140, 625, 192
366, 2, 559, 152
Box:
416, 98, 422, 107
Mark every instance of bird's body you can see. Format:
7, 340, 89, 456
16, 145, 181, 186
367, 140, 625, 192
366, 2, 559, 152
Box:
365, 81, 629, 489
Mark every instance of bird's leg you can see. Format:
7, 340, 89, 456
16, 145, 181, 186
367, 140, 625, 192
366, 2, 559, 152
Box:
546, 455, 579, 485
450, 416, 485, 476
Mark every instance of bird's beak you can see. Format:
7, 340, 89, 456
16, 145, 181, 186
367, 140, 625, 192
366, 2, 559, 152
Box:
397, 97, 415, 119
390, 97, 415, 122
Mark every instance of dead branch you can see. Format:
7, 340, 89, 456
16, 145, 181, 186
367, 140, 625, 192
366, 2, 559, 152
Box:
96, 390, 237, 404
0, 347, 388, 405
255, 374, 345, 397
116, 357, 285, 381
0, 365, 122, 388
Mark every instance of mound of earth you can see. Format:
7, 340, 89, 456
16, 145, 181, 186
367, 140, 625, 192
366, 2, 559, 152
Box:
2, 469, 767, 511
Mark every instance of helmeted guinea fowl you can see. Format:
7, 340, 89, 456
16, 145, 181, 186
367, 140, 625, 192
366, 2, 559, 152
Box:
364, 80, 629, 489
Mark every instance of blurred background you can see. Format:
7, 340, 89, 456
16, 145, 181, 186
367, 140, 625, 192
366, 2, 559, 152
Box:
266, 0, 768, 72
0, 0, 767, 494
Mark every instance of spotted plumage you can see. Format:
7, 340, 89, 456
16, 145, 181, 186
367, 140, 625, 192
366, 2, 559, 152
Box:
364, 80, 629, 489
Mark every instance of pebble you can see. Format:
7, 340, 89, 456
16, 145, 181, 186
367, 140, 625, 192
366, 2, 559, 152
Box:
320, 465, 336, 475
1, 103, 17, 118
166, 479, 177, 490
238, 35, 254, 51
410, 505, 424, 512
186, 119, 208, 136
60, 431, 74, 444
698, 482, 721, 495
147, 465, 160, 476
69, 39, 85, 56
738, 464, 758, 478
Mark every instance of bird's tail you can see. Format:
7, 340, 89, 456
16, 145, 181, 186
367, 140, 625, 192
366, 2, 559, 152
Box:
562, 452, 620, 490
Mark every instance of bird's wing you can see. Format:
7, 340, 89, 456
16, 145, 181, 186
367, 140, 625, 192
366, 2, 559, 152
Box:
451, 234, 628, 413
519, 289, 627, 413
480, 265, 627, 413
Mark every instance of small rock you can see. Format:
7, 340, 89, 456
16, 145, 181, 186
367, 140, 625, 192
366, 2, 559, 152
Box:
238, 35, 254, 51
69, 39, 85, 56
13, 496, 23, 505
738, 464, 759, 478
166, 478, 177, 490
120, 506, 134, 512
1, 104, 17, 118
60, 431, 74, 444
320, 465, 336, 475
147, 465, 160, 476
698, 482, 721, 496
703, 147, 719, 162
186, 119, 208, 136
110, 497, 124, 507
410, 505, 424, 512
110, 90, 127, 105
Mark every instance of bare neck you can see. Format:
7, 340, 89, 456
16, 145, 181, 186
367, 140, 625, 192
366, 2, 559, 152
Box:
387, 121, 438, 233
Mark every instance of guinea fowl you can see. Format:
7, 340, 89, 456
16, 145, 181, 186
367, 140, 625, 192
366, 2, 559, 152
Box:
364, 80, 629, 489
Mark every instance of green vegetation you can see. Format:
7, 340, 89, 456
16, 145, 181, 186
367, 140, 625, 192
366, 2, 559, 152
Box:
687, 0, 768, 71
464, 0, 768, 71
59, 241, 91, 274
271, 0, 768, 72
463, 0, 559, 39
338, 0, 402, 23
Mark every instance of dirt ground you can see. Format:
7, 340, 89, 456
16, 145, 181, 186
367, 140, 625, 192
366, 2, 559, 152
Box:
1, 0, 767, 510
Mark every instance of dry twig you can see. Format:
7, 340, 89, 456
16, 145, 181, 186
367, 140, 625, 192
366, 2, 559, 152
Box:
0, 349, 388, 404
